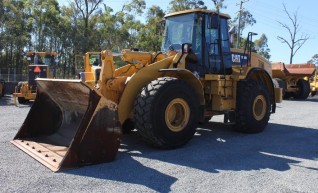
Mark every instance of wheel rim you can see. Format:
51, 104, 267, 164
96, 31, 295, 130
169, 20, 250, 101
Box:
165, 98, 190, 132
253, 95, 266, 121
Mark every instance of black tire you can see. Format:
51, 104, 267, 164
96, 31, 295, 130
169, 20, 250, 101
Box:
311, 91, 317, 97
294, 79, 310, 99
18, 97, 27, 104
235, 80, 271, 133
134, 77, 200, 148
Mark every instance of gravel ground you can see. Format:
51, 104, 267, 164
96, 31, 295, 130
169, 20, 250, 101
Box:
0, 94, 318, 193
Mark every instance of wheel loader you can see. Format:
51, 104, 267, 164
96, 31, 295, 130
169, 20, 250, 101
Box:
12, 52, 58, 105
74, 51, 123, 86
11, 9, 281, 171
74, 52, 101, 86
272, 62, 316, 99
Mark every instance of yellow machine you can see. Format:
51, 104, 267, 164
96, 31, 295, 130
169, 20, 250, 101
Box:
272, 62, 316, 99
11, 9, 281, 171
74, 52, 101, 87
13, 52, 58, 105
310, 71, 318, 96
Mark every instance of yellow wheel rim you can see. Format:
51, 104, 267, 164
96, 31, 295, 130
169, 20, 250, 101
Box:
165, 98, 190, 132
253, 95, 266, 121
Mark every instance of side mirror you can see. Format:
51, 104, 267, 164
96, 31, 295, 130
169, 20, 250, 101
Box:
182, 43, 192, 54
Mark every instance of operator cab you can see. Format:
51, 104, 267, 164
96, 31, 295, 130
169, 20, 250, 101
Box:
162, 9, 232, 76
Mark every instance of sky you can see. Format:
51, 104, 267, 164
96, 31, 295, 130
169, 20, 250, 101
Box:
59, 0, 318, 64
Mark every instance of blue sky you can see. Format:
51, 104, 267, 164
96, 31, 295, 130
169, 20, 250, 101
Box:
59, 0, 318, 64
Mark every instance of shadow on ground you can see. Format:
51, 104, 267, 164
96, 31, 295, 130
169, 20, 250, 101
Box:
65, 121, 318, 192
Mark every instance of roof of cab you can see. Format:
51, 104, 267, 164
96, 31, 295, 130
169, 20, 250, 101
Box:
164, 9, 231, 19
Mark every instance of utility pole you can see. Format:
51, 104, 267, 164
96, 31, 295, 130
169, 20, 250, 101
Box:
236, 0, 249, 48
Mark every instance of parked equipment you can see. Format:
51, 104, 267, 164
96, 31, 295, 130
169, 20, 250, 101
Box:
74, 52, 101, 87
310, 72, 317, 96
272, 62, 316, 99
12, 52, 58, 105
12, 9, 281, 171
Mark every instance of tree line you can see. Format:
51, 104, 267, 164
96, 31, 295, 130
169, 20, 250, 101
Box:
0, 0, 273, 79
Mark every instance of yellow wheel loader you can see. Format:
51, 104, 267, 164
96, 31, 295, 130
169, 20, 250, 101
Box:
272, 62, 316, 99
11, 9, 281, 171
74, 52, 101, 87
13, 52, 58, 105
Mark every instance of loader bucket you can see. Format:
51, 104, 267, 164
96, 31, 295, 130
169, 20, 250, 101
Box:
11, 79, 121, 171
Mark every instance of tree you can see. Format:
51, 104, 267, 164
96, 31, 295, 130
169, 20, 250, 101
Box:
74, 0, 103, 53
253, 34, 270, 60
137, 5, 165, 51
212, 0, 227, 12
308, 54, 318, 66
168, 0, 206, 12
24, 0, 61, 51
277, 4, 309, 64
232, 9, 256, 48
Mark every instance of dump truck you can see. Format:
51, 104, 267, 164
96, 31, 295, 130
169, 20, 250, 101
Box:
310, 71, 318, 96
272, 62, 316, 99
11, 9, 281, 171
13, 52, 58, 105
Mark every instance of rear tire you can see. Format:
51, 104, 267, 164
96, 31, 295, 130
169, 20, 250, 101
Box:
235, 80, 271, 133
134, 77, 200, 148
294, 79, 310, 99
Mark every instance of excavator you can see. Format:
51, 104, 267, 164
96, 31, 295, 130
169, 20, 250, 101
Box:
11, 9, 282, 171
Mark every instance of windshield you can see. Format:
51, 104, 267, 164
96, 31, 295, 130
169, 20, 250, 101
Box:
89, 54, 100, 66
161, 13, 195, 51
27, 54, 57, 66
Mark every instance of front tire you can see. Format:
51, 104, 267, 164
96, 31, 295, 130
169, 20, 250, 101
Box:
235, 80, 271, 133
134, 77, 200, 148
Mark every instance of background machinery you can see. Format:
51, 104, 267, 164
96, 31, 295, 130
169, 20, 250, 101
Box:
74, 52, 101, 87
272, 62, 316, 99
13, 52, 58, 104
11, 9, 281, 171
310, 70, 318, 96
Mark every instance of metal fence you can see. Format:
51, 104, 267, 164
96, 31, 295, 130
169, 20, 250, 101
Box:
0, 68, 75, 82
0, 68, 27, 82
